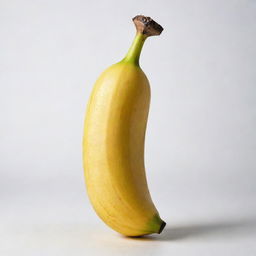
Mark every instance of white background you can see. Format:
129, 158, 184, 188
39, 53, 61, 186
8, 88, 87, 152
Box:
1, 0, 256, 255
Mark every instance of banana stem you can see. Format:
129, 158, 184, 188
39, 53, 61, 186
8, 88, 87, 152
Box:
122, 16, 163, 66
122, 33, 146, 66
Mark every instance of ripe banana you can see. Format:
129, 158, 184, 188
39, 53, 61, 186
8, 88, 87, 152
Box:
83, 15, 165, 237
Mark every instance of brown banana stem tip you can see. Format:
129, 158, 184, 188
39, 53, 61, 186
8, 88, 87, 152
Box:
133, 15, 164, 37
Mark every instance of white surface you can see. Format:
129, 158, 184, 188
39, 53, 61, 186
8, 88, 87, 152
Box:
1, 192, 256, 255
1, 0, 256, 255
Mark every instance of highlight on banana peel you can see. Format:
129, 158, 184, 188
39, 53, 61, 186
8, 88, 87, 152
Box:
82, 15, 165, 237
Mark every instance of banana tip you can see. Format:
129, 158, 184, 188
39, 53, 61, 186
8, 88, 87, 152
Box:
158, 220, 166, 234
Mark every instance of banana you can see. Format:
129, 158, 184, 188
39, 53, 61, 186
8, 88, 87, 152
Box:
83, 15, 165, 237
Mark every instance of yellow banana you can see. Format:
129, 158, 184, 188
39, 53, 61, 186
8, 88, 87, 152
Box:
83, 15, 165, 237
